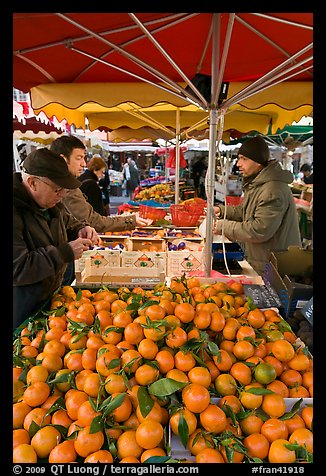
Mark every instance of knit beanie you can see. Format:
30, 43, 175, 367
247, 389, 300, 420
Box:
238, 136, 270, 165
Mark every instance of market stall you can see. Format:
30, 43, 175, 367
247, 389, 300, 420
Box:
12, 13, 313, 466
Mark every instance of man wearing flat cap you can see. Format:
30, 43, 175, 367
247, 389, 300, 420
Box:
214, 135, 301, 275
13, 148, 100, 330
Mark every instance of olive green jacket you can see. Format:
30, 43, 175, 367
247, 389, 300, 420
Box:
216, 160, 301, 275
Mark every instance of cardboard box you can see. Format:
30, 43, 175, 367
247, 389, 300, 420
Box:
128, 237, 166, 252
80, 257, 165, 287
75, 249, 120, 274
121, 251, 167, 273
167, 250, 205, 276
263, 246, 313, 317
98, 235, 130, 250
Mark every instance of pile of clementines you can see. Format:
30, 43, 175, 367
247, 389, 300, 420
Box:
13, 277, 313, 464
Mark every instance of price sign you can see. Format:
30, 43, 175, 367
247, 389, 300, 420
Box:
243, 284, 282, 309
301, 297, 313, 326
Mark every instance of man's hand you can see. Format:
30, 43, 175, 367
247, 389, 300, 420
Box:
69, 237, 93, 259
134, 212, 153, 227
78, 226, 100, 245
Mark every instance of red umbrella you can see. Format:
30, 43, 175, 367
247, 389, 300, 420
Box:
13, 13, 313, 276
14, 13, 312, 94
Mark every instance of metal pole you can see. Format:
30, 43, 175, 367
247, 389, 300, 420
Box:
175, 108, 180, 204
204, 13, 220, 277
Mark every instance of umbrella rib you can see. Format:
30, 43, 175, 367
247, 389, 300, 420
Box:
57, 13, 205, 108
250, 13, 313, 30
69, 45, 192, 105
212, 13, 235, 106
236, 14, 297, 58
14, 13, 190, 54
226, 61, 312, 108
73, 13, 198, 82
128, 13, 209, 108
222, 44, 313, 108
118, 105, 175, 137
14, 53, 56, 83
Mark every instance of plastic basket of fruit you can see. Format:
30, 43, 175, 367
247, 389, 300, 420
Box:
170, 204, 202, 227
225, 195, 243, 206
139, 204, 168, 221
181, 198, 206, 215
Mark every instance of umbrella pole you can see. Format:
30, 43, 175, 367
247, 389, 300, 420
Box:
204, 13, 220, 277
204, 109, 218, 277
175, 107, 180, 204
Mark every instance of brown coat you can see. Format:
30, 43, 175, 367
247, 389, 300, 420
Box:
62, 188, 136, 233
216, 160, 301, 275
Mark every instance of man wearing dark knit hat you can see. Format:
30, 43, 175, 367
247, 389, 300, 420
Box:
13, 148, 100, 330
214, 135, 301, 275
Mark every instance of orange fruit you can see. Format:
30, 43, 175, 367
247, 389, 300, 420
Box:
268, 438, 296, 463
266, 379, 289, 398
13, 428, 31, 448
232, 340, 255, 360
287, 352, 311, 372
140, 447, 166, 463
174, 350, 196, 372
23, 407, 51, 432
104, 373, 127, 394
244, 432, 270, 459
13, 402, 32, 429
239, 414, 264, 435
137, 338, 159, 360
166, 369, 189, 384
289, 428, 313, 453
214, 373, 237, 396
181, 383, 210, 413
31, 426, 62, 459
199, 404, 227, 433
84, 449, 114, 463
254, 362, 277, 384
74, 425, 105, 458
174, 302, 195, 323
188, 429, 214, 456
77, 400, 101, 427
23, 381, 50, 407
247, 308, 266, 328
110, 393, 133, 423
136, 400, 162, 424
284, 414, 306, 435
271, 340, 295, 362
135, 419, 164, 449
117, 430, 143, 460
187, 366, 211, 388
48, 440, 77, 463
230, 361, 252, 386
212, 349, 233, 372
301, 406, 313, 430
135, 364, 159, 386
261, 418, 289, 443
262, 394, 286, 418
218, 395, 242, 414
165, 326, 188, 349
13, 443, 38, 463
240, 383, 264, 410
169, 407, 197, 436
196, 447, 225, 463
124, 322, 144, 345
155, 349, 175, 374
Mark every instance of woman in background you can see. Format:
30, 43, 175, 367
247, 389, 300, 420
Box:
79, 156, 107, 215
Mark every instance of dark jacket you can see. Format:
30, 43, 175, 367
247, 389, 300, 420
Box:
79, 169, 106, 216
13, 173, 86, 329
216, 160, 302, 275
